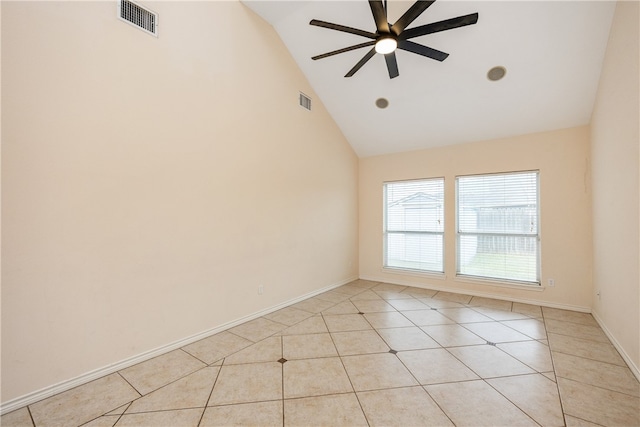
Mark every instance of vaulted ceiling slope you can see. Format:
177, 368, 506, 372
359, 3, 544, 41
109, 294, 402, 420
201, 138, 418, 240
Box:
242, 0, 616, 157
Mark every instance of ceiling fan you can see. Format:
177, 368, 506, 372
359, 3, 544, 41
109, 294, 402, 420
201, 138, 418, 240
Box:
310, 0, 478, 79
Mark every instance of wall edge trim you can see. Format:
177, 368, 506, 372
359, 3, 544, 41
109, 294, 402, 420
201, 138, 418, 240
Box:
0, 275, 357, 415
592, 311, 640, 382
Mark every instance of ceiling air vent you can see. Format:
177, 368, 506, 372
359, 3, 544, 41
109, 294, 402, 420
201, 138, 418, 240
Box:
299, 92, 312, 111
118, 0, 158, 37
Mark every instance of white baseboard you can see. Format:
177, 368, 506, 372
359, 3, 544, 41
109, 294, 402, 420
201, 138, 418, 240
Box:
0, 276, 356, 415
591, 311, 640, 382
359, 274, 591, 313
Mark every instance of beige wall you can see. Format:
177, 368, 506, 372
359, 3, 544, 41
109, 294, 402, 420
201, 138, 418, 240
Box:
1, 1, 358, 403
590, 1, 639, 376
359, 126, 593, 310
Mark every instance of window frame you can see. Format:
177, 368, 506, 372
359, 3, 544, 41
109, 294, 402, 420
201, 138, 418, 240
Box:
383, 177, 445, 275
455, 170, 541, 286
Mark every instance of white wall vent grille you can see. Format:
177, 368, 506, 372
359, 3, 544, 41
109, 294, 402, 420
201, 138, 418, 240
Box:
299, 92, 312, 111
118, 0, 158, 37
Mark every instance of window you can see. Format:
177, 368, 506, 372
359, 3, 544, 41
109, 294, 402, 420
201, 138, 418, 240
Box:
384, 178, 444, 273
456, 171, 539, 285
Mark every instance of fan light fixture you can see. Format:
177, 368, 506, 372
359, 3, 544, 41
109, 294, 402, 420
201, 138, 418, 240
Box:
310, 0, 479, 79
375, 36, 397, 54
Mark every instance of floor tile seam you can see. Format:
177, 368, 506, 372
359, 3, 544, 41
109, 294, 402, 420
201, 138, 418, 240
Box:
205, 397, 285, 410
362, 325, 395, 354
280, 337, 285, 427
541, 334, 568, 423
279, 331, 333, 337
224, 328, 265, 345
327, 289, 361, 298
391, 345, 434, 391
441, 343, 518, 380
105, 402, 132, 420
541, 314, 600, 327
546, 331, 620, 347
496, 319, 547, 341
549, 348, 634, 369
467, 306, 525, 322
488, 343, 542, 375
26, 372, 139, 424
284, 389, 359, 401
257, 317, 291, 329
318, 312, 344, 353
263, 315, 314, 328
421, 378, 485, 389
314, 296, 352, 304
114, 371, 144, 400
181, 346, 225, 366
195, 360, 223, 427
482, 377, 553, 427
562, 413, 607, 427
538, 328, 609, 344
457, 322, 537, 343
321, 323, 365, 402
77, 408, 123, 427
284, 351, 341, 360
121, 405, 209, 416
450, 319, 501, 326
118, 364, 217, 418
490, 345, 553, 376
283, 391, 358, 403
554, 372, 640, 398
448, 321, 488, 344
25, 405, 36, 427
417, 385, 457, 427
549, 346, 639, 375
281, 391, 367, 427
485, 337, 541, 346
226, 318, 292, 345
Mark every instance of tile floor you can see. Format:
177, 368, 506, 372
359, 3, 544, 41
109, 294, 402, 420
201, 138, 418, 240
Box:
3, 280, 639, 426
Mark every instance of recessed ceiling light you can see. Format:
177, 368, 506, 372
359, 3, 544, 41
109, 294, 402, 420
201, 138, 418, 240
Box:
376, 98, 389, 109
487, 66, 507, 81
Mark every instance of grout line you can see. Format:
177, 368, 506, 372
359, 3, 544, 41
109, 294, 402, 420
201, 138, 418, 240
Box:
116, 372, 143, 399
26, 405, 36, 427
542, 309, 569, 426
196, 365, 222, 427
483, 378, 545, 426
322, 310, 371, 427
110, 402, 132, 426
280, 335, 285, 427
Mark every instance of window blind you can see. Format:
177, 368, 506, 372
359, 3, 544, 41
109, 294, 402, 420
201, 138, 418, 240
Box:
456, 171, 539, 284
384, 178, 444, 273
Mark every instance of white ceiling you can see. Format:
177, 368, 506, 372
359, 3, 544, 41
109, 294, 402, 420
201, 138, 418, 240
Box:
242, 0, 616, 158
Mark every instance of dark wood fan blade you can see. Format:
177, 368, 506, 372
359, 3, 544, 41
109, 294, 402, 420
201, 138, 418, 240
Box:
390, 0, 435, 35
310, 19, 377, 39
400, 13, 478, 40
369, 0, 389, 33
398, 40, 449, 61
384, 52, 399, 78
345, 48, 377, 77
312, 41, 376, 60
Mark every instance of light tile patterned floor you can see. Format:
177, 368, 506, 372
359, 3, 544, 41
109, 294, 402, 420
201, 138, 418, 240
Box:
3, 280, 639, 426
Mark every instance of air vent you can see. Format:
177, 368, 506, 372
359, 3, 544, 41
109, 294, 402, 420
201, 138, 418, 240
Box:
118, 0, 158, 37
299, 92, 312, 111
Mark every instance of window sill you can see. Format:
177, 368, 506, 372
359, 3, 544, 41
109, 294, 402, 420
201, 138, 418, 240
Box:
455, 275, 544, 292
382, 267, 446, 280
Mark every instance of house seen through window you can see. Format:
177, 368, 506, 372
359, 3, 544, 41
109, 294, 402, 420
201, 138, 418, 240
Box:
383, 178, 444, 273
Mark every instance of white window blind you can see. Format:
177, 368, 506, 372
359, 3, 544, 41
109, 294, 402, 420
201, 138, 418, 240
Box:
456, 171, 540, 284
384, 178, 444, 273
